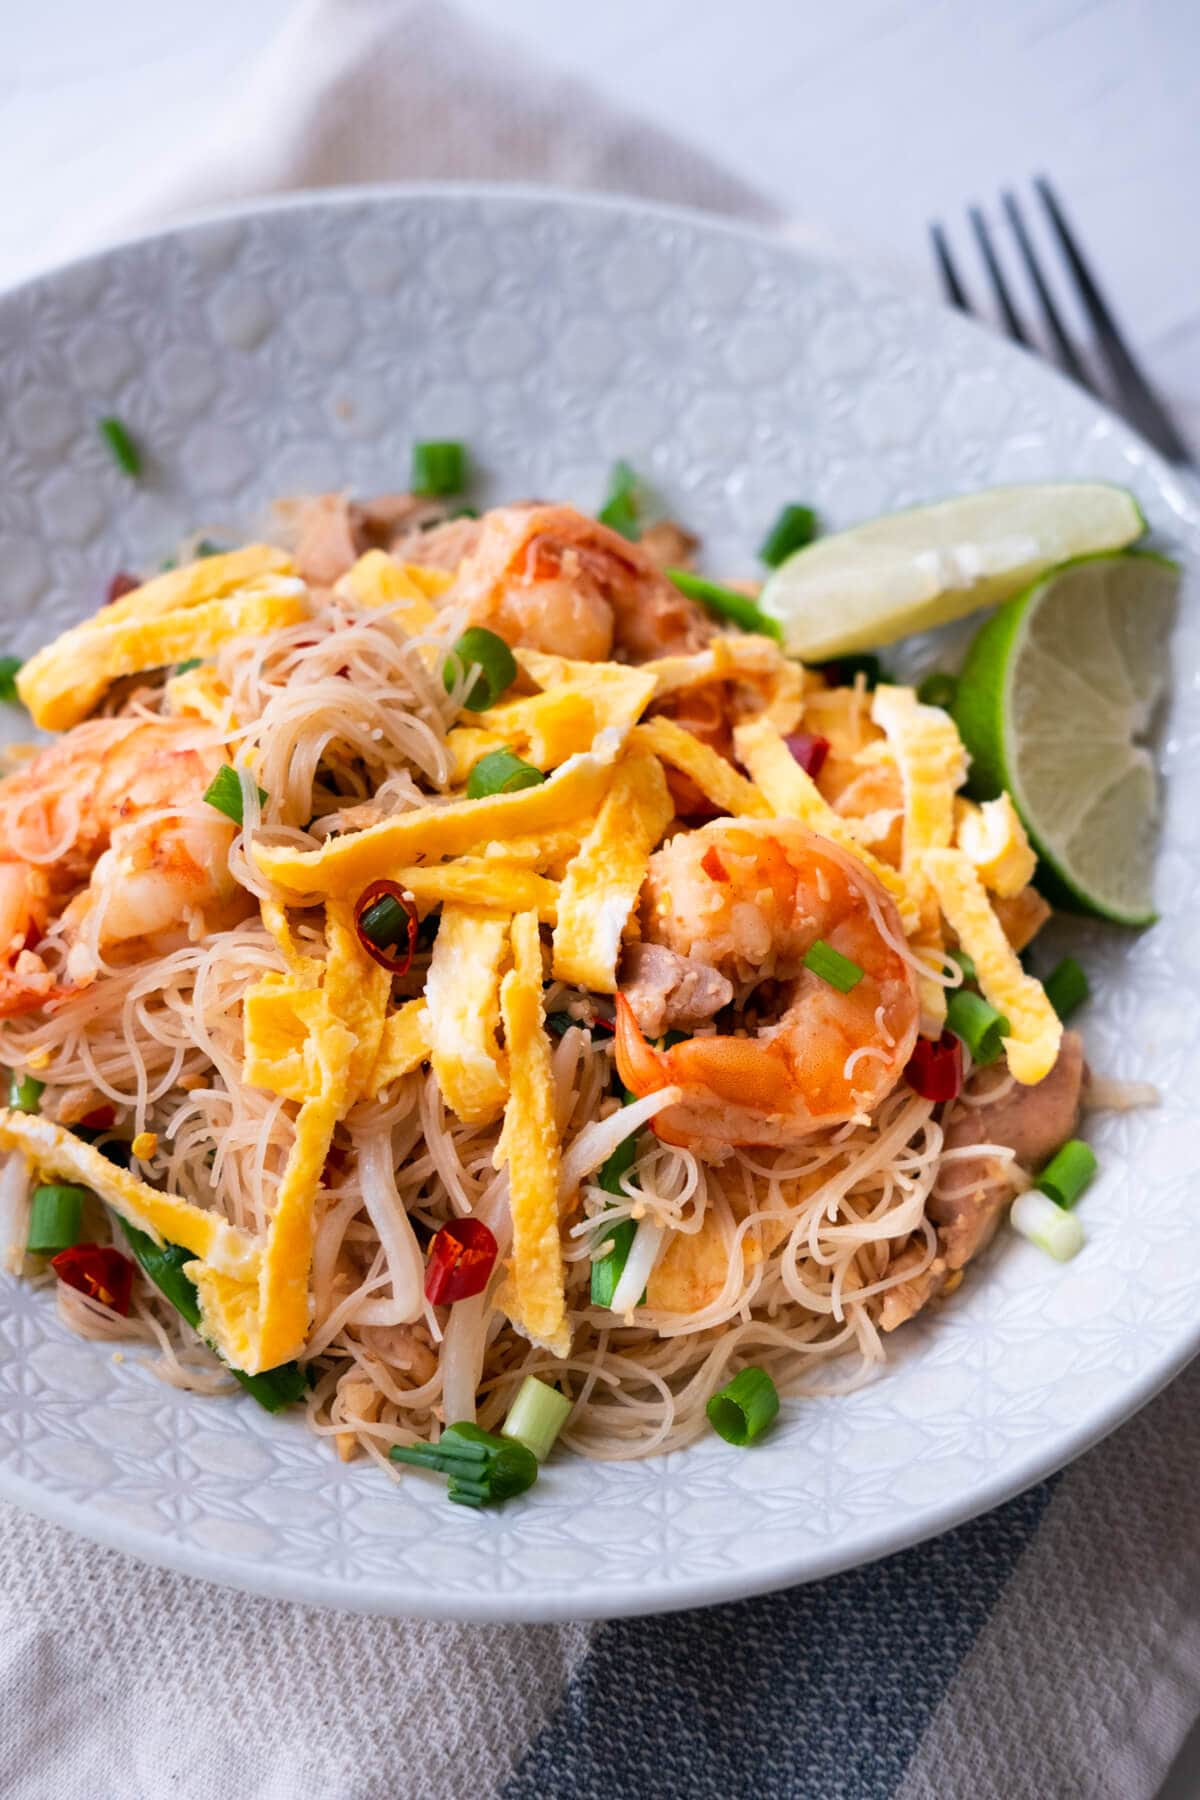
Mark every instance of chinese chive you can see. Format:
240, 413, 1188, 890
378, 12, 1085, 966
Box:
758, 503, 818, 567
598, 460, 641, 540
27, 1184, 87, 1256
444, 626, 517, 712
803, 938, 864, 994
706, 1366, 780, 1446
1044, 956, 1090, 1021
411, 440, 467, 497
98, 416, 142, 477
202, 764, 267, 825
8, 1072, 44, 1112
466, 748, 545, 800
1036, 1139, 1098, 1210
666, 569, 783, 641
945, 988, 1010, 1065
501, 1375, 573, 1462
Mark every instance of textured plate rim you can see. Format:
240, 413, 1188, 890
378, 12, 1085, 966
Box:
0, 180, 1196, 1623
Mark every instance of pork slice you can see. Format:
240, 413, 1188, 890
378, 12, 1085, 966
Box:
390, 515, 484, 571
290, 493, 360, 588
878, 1239, 951, 1332
620, 942, 733, 1039
931, 1029, 1087, 1270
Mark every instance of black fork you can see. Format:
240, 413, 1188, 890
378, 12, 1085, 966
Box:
930, 177, 1191, 466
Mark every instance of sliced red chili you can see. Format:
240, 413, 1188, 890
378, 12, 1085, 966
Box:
784, 731, 831, 780
51, 1243, 135, 1315
904, 1031, 964, 1103
353, 879, 419, 975
424, 1217, 498, 1305
106, 571, 140, 604
78, 1104, 116, 1131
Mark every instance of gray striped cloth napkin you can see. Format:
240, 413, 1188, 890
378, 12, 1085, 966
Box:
2, 4, 1197, 1796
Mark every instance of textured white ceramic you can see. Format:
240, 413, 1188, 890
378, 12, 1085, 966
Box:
0, 186, 1195, 1623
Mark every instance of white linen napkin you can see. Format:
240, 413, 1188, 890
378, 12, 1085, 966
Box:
2, 6, 1196, 1799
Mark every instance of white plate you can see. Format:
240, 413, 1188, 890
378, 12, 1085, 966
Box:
0, 185, 1196, 1623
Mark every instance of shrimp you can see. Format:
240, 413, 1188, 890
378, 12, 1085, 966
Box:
0, 718, 245, 1013
615, 819, 919, 1152
448, 504, 714, 663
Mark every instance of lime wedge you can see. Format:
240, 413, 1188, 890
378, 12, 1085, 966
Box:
953, 551, 1178, 926
758, 483, 1145, 659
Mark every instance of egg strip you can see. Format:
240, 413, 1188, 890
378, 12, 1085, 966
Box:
954, 795, 1037, 897
254, 744, 620, 898
494, 910, 569, 1357
424, 907, 510, 1126
631, 716, 771, 818
365, 1000, 432, 1098
399, 862, 559, 922
0, 1109, 261, 1281
921, 848, 1062, 1085
552, 748, 674, 992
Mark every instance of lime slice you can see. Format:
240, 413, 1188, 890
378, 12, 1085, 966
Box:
759, 483, 1145, 659
953, 551, 1178, 926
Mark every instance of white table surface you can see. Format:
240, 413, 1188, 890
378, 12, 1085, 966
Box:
2, 1, 1198, 1792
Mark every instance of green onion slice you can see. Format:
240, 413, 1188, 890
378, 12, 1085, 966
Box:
803, 939, 864, 994
1036, 1138, 1098, 1210
948, 946, 977, 985
1011, 1187, 1084, 1261
27, 1184, 87, 1256
945, 989, 1010, 1066
466, 747, 545, 800
598, 460, 641, 540
502, 1375, 573, 1462
98, 416, 142, 477
758, 503, 817, 567
706, 1366, 780, 1446
8, 1072, 44, 1113
195, 539, 226, 558
390, 1421, 538, 1507
174, 657, 204, 676
1043, 956, 1090, 1021
444, 626, 517, 712
117, 1219, 305, 1412
0, 656, 23, 704
917, 671, 959, 710
666, 569, 783, 641
590, 1216, 637, 1308
203, 764, 267, 825
411, 440, 468, 497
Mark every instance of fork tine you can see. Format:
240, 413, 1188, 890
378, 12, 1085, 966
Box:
1001, 191, 1093, 391
969, 206, 1031, 347
1035, 176, 1192, 462
929, 223, 971, 313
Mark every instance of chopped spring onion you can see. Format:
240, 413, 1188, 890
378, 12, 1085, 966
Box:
609, 1216, 663, 1314
195, 538, 226, 558
8, 1072, 44, 1113
411, 440, 467, 497
203, 764, 267, 826
390, 1420, 538, 1507
26, 1184, 87, 1256
1036, 1138, 1098, 1210
706, 1366, 780, 1446
444, 625, 517, 711
598, 459, 641, 540
354, 880, 419, 974
1044, 956, 1090, 1021
949, 946, 977, 985
590, 1217, 637, 1309
466, 747, 545, 800
502, 1375, 573, 1462
917, 670, 959, 710
545, 1010, 578, 1039
98, 416, 142, 477
117, 1219, 306, 1411
758, 503, 818, 567
816, 653, 891, 690
666, 569, 783, 642
174, 657, 203, 676
1011, 1187, 1084, 1261
803, 938, 864, 994
945, 988, 1010, 1066
0, 656, 22, 703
